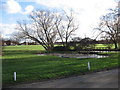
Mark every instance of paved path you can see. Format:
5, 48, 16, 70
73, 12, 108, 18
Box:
5, 69, 118, 88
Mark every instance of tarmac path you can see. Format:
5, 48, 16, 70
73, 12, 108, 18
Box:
5, 69, 119, 88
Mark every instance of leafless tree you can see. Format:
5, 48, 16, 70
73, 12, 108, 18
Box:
16, 10, 78, 51
16, 10, 58, 51
96, 8, 120, 49
55, 10, 79, 48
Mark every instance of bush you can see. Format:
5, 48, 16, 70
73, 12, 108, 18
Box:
53, 46, 68, 51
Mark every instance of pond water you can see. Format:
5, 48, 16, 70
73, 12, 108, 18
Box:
77, 54, 109, 58
36, 53, 109, 58
59, 54, 109, 58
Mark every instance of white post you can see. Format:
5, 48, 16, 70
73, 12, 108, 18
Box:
14, 72, 16, 81
88, 62, 90, 70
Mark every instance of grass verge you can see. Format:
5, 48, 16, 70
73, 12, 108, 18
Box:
2, 45, 120, 86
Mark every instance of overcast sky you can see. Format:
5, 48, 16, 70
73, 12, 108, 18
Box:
0, 0, 118, 39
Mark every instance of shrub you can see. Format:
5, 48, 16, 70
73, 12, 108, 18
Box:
53, 46, 68, 51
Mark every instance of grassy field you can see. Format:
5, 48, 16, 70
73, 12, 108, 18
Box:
2, 45, 119, 85
95, 44, 116, 49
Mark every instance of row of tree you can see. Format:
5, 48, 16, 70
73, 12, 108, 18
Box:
16, 10, 78, 51
15, 7, 120, 51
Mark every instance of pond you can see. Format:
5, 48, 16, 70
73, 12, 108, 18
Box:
36, 53, 109, 58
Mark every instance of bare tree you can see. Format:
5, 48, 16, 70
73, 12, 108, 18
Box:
96, 8, 120, 49
16, 10, 78, 51
16, 10, 59, 51
55, 10, 79, 48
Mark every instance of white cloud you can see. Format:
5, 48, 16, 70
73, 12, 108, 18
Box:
0, 24, 17, 38
6, 0, 22, 14
34, 0, 117, 38
5, 0, 34, 14
35, 0, 116, 10
2, 0, 118, 39
22, 5, 34, 14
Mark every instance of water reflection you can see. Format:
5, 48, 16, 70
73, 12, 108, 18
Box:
36, 53, 109, 58
75, 54, 109, 58
91, 54, 109, 58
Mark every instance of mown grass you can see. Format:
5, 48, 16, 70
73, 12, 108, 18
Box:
2, 45, 45, 51
2, 45, 119, 85
95, 44, 115, 49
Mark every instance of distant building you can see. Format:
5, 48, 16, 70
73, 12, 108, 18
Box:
2, 40, 20, 46
19, 42, 38, 45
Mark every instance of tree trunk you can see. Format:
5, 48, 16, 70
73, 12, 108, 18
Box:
113, 41, 118, 49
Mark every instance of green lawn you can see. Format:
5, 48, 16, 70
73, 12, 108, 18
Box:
95, 44, 115, 49
2, 45, 45, 51
2, 45, 119, 85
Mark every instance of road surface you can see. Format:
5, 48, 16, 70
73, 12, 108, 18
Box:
4, 69, 119, 88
